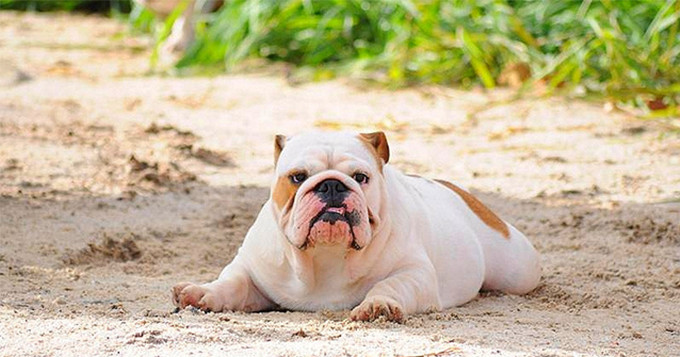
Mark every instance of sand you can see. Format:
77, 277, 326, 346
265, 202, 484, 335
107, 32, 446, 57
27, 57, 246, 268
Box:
0, 11, 678, 357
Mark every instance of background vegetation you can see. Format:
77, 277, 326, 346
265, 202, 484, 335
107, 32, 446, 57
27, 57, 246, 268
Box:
2, 0, 678, 115
0, 0, 130, 12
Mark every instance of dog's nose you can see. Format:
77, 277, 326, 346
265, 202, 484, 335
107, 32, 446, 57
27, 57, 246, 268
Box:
314, 179, 348, 194
314, 179, 348, 206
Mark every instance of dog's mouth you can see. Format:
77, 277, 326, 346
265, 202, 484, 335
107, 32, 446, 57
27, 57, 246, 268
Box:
315, 206, 360, 224
300, 206, 362, 251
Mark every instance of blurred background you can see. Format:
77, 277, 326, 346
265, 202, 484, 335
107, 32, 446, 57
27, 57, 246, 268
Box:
2, 0, 678, 116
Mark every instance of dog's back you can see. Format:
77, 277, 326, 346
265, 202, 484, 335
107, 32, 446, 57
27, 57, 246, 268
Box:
391, 169, 541, 307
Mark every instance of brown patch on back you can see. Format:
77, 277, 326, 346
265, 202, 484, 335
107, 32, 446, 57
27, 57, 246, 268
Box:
435, 179, 510, 239
272, 176, 298, 212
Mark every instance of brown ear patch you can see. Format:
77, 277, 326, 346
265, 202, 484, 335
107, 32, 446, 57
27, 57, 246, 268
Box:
435, 179, 510, 239
358, 132, 390, 167
272, 175, 298, 212
274, 134, 287, 165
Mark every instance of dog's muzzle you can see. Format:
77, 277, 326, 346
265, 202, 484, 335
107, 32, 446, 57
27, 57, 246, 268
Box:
293, 179, 364, 250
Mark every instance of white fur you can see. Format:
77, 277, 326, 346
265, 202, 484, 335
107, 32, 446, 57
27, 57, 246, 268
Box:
172, 131, 541, 320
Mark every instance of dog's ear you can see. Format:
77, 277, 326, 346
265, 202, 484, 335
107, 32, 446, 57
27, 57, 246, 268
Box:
359, 131, 390, 164
274, 134, 287, 165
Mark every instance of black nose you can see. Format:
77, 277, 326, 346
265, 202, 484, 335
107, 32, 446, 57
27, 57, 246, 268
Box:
315, 179, 347, 194
314, 179, 348, 206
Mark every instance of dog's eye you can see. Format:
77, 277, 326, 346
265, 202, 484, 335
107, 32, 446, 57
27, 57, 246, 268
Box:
353, 173, 369, 184
289, 172, 308, 184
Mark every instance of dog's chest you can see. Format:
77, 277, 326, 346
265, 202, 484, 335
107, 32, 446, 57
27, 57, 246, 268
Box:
311, 245, 356, 286
276, 245, 369, 310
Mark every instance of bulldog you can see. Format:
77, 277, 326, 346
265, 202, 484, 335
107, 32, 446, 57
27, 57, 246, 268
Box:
172, 131, 541, 322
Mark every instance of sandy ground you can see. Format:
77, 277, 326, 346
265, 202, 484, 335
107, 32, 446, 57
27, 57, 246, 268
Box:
0, 11, 679, 357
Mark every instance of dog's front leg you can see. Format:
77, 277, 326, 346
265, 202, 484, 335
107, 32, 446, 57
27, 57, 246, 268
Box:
350, 263, 440, 323
172, 258, 274, 312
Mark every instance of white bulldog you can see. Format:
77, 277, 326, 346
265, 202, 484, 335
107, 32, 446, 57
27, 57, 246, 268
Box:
172, 131, 541, 322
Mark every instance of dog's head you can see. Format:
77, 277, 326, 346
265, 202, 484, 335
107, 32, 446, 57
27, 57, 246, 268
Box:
270, 131, 390, 251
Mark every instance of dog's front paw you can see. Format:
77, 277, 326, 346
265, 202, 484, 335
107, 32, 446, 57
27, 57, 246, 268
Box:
171, 282, 223, 312
350, 295, 404, 323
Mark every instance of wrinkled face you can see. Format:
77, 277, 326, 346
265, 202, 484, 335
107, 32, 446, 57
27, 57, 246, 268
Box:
270, 132, 386, 251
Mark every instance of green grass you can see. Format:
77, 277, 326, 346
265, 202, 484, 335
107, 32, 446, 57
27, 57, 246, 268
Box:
168, 0, 679, 113
3, 0, 678, 114
0, 0, 131, 12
